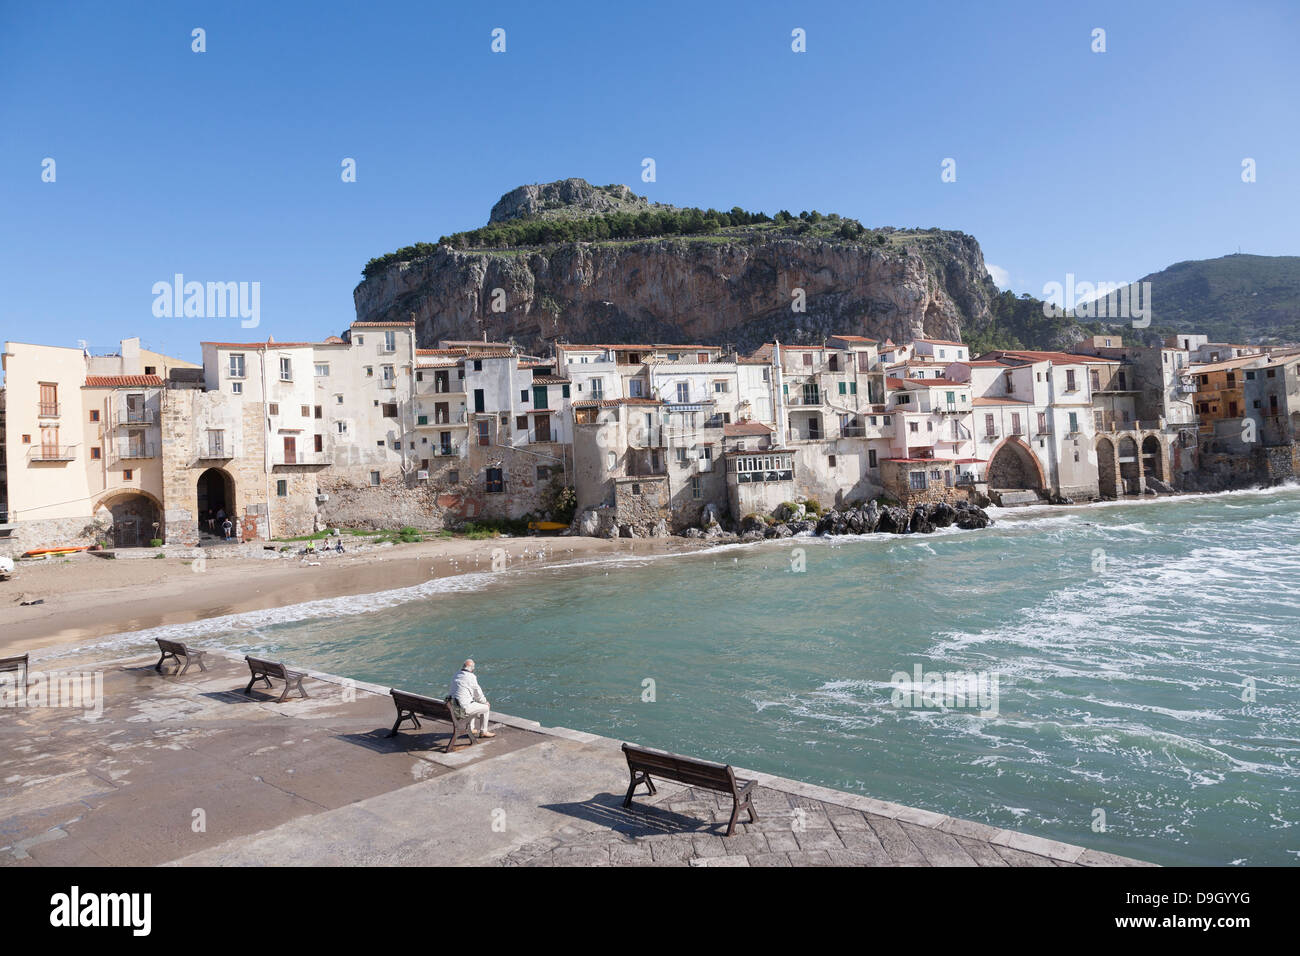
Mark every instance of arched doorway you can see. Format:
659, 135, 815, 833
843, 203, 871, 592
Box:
1118, 436, 1140, 494
197, 468, 236, 535
987, 437, 1045, 491
1096, 437, 1118, 498
1141, 435, 1164, 483
97, 491, 163, 547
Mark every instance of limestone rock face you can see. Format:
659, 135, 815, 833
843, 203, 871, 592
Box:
354, 184, 997, 354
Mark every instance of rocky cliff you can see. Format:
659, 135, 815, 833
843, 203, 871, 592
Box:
353, 181, 1001, 353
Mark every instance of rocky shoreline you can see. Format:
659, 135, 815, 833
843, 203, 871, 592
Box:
576, 499, 993, 544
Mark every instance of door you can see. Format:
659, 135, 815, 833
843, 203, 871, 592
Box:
473, 389, 485, 413
533, 385, 548, 410
283, 436, 296, 464
39, 383, 58, 417
535, 413, 551, 443
126, 393, 144, 422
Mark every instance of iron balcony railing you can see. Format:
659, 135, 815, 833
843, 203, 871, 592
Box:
115, 441, 158, 459
29, 444, 77, 461
115, 408, 157, 426
197, 438, 235, 459
37, 402, 61, 418
274, 451, 332, 466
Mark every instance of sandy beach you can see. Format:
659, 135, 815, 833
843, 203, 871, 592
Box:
1, 535, 705, 654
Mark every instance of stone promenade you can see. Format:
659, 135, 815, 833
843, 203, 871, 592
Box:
0, 646, 1152, 867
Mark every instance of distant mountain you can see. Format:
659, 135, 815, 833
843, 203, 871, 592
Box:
1122, 254, 1300, 344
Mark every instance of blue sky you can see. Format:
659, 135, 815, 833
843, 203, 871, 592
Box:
2, 0, 1297, 364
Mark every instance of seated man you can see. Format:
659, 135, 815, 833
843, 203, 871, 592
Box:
449, 658, 495, 739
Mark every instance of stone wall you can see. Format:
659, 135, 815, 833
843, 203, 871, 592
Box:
613, 476, 670, 535
317, 470, 448, 531
0, 513, 109, 559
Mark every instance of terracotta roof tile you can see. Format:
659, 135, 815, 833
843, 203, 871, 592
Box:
723, 421, 773, 437
84, 375, 165, 388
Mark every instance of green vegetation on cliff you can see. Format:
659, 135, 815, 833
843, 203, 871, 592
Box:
361, 208, 899, 279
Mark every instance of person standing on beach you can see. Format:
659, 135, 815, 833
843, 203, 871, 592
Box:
449, 659, 495, 739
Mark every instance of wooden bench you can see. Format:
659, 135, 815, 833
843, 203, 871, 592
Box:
155, 639, 208, 676
244, 656, 308, 702
621, 742, 758, 836
387, 688, 476, 753
0, 654, 29, 689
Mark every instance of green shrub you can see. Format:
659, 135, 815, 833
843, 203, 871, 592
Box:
149, 538, 163, 547
803, 499, 823, 515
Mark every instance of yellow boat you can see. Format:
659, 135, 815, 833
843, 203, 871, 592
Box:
527, 521, 568, 533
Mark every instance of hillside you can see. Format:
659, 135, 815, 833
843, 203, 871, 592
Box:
355, 179, 1009, 354
1116, 254, 1300, 344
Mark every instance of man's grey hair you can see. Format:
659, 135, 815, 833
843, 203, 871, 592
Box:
462, 659, 475, 671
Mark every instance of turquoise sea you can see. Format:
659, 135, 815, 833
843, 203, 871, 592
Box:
110, 487, 1300, 865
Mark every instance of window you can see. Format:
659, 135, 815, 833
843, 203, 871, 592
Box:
985, 413, 996, 437
1037, 412, 1047, 433
382, 365, 395, 385
850, 382, 858, 394
473, 360, 483, 371
365, 366, 374, 377
382, 403, 398, 418
314, 434, 323, 452
447, 470, 460, 484
537, 466, 552, 481
335, 394, 344, 404
300, 405, 310, 417
1068, 412, 1079, 433
477, 420, 490, 446
21, 434, 30, 444
676, 382, 690, 403
516, 415, 527, 430
229, 354, 245, 378
276, 479, 287, 497
895, 394, 911, 405
909, 421, 919, 433
562, 384, 570, 398
89, 409, 100, 422
336, 421, 348, 434
701, 445, 713, 461
839, 381, 847, 395
713, 380, 729, 393
144, 365, 156, 376
384, 330, 396, 353
268, 403, 280, 416
91, 446, 101, 459
697, 353, 709, 364
1065, 369, 1077, 391
279, 357, 292, 381
868, 449, 877, 468
376, 440, 385, 447
232, 381, 243, 394
521, 389, 530, 403
1011, 413, 1022, 434
828, 454, 837, 467
909, 471, 927, 490
592, 379, 606, 400
631, 483, 641, 495
676, 447, 688, 463
315, 363, 329, 377
123, 469, 134, 481
486, 468, 505, 493
690, 476, 702, 499
355, 335, 364, 345
314, 405, 322, 419
370, 471, 381, 486
802, 353, 812, 366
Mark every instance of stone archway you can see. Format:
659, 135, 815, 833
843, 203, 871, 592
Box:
987, 437, 1046, 491
1096, 436, 1119, 498
1141, 434, 1165, 483
197, 467, 236, 535
95, 491, 163, 547
1118, 436, 1141, 494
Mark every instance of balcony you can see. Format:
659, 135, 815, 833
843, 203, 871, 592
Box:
840, 426, 866, 438
114, 441, 158, 460
628, 425, 667, 448
37, 402, 61, 418
196, 440, 235, 460
273, 452, 331, 467
28, 444, 77, 462
434, 442, 467, 458
115, 409, 158, 426
786, 390, 826, 407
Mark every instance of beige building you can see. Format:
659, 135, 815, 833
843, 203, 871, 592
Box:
0, 339, 197, 555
